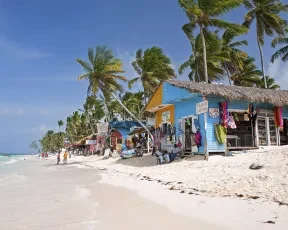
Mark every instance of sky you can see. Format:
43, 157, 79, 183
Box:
0, 0, 288, 153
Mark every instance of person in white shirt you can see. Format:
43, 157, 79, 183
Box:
155, 148, 164, 164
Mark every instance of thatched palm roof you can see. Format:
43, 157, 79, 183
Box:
166, 80, 288, 106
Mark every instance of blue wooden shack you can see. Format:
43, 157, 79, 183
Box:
109, 121, 144, 148
144, 80, 288, 155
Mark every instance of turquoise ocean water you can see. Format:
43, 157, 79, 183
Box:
0, 154, 29, 166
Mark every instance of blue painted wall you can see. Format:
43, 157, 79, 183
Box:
117, 127, 130, 139
162, 82, 288, 153
163, 82, 192, 103
173, 97, 205, 154
206, 98, 226, 152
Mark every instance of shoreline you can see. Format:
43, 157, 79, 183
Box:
1, 157, 226, 230
47, 146, 288, 229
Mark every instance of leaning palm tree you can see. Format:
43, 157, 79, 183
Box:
128, 47, 176, 100
220, 30, 248, 85
257, 76, 280, 89
230, 57, 262, 87
179, 0, 247, 83
271, 28, 288, 63
77, 46, 154, 144
179, 28, 228, 82
243, 0, 288, 88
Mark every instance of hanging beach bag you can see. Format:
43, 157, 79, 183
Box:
215, 124, 227, 144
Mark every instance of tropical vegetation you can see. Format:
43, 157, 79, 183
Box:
37, 0, 288, 152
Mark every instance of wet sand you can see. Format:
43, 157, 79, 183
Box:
0, 159, 225, 230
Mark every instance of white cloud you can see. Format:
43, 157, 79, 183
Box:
0, 34, 50, 60
266, 59, 288, 89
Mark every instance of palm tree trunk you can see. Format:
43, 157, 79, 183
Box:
196, 63, 200, 82
257, 37, 267, 88
225, 68, 232, 85
111, 93, 154, 146
200, 24, 208, 83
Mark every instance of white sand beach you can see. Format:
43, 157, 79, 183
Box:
68, 146, 288, 204
1, 147, 288, 230
0, 156, 224, 230
60, 146, 288, 229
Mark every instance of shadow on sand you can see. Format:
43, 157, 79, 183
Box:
113, 154, 206, 168
114, 155, 158, 168
44, 161, 83, 167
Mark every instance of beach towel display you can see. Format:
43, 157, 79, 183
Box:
214, 124, 227, 144
274, 106, 283, 127
219, 101, 229, 127
195, 130, 202, 147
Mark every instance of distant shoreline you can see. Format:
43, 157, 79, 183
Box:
0, 153, 31, 156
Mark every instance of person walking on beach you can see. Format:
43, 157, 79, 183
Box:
63, 151, 68, 164
57, 151, 61, 165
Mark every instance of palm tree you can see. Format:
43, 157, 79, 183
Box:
132, 91, 145, 119
57, 120, 64, 132
66, 112, 81, 142
257, 76, 280, 89
271, 28, 288, 63
243, 0, 288, 88
119, 91, 145, 120
81, 96, 105, 133
230, 57, 262, 86
220, 30, 248, 85
179, 0, 247, 83
179, 28, 229, 82
77, 46, 154, 144
77, 46, 127, 98
128, 47, 176, 100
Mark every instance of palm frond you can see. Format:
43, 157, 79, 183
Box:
128, 77, 140, 89
76, 59, 93, 72
208, 19, 248, 34
271, 45, 288, 62
271, 36, 288, 47
210, 0, 243, 16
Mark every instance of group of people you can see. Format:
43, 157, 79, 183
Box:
154, 144, 180, 164
57, 150, 69, 165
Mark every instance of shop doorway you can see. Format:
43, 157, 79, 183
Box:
257, 117, 277, 146
280, 118, 288, 145
226, 111, 255, 149
181, 115, 198, 154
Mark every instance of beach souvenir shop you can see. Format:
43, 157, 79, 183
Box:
144, 80, 288, 155
108, 121, 145, 152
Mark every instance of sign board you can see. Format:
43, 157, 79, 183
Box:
85, 140, 96, 145
147, 118, 156, 126
209, 108, 219, 118
96, 123, 109, 134
196, 100, 208, 114
161, 111, 170, 122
